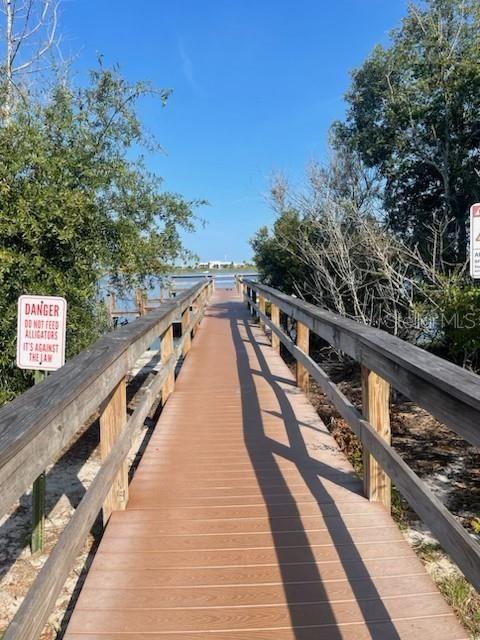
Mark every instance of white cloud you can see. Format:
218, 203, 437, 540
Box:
178, 38, 203, 96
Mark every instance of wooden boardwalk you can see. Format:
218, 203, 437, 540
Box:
64, 289, 467, 640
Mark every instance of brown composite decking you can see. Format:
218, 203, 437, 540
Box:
64, 289, 467, 640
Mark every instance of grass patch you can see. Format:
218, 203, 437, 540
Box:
437, 573, 480, 638
391, 485, 411, 530
413, 541, 480, 638
414, 541, 443, 563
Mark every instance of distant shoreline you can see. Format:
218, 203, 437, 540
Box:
170, 266, 257, 275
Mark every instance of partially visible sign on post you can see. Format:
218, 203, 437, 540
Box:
16, 295, 67, 371
470, 203, 480, 279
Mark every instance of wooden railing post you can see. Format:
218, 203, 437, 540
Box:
100, 377, 128, 525
106, 292, 116, 323
181, 306, 191, 356
191, 295, 199, 337
296, 321, 310, 393
361, 366, 391, 511
271, 303, 280, 352
258, 295, 266, 331
135, 289, 146, 316
161, 324, 175, 404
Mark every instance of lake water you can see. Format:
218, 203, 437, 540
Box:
111, 271, 258, 318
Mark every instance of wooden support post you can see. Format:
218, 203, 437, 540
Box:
361, 366, 391, 512
31, 369, 46, 554
31, 471, 45, 554
181, 307, 191, 356
100, 377, 128, 525
161, 324, 175, 404
296, 321, 310, 393
258, 295, 266, 331
135, 289, 146, 316
271, 303, 280, 352
191, 296, 199, 337
106, 292, 116, 322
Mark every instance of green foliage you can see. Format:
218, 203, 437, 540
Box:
471, 518, 480, 535
0, 65, 201, 400
436, 572, 480, 637
336, 0, 480, 264
250, 210, 310, 294
421, 277, 480, 367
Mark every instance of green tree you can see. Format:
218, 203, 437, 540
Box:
336, 0, 480, 264
251, 209, 310, 294
0, 66, 201, 402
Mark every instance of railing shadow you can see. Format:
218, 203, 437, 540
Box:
228, 300, 401, 639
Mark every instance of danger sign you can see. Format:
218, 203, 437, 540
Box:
16, 295, 67, 371
470, 203, 480, 279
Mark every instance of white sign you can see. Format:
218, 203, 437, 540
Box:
470, 203, 480, 279
16, 295, 67, 371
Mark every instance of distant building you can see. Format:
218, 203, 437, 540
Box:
195, 260, 237, 269
195, 260, 251, 270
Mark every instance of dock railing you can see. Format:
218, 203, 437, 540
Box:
106, 275, 214, 320
0, 277, 213, 640
238, 276, 480, 593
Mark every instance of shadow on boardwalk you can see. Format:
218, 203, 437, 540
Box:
228, 301, 401, 640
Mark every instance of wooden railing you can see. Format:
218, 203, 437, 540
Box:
239, 277, 480, 592
0, 278, 213, 640
106, 276, 214, 320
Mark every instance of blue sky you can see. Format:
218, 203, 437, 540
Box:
61, 0, 409, 262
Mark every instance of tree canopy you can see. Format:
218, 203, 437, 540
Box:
0, 65, 201, 401
335, 0, 480, 264
252, 0, 480, 368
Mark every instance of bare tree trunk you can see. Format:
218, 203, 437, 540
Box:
4, 0, 14, 120
1, 0, 60, 122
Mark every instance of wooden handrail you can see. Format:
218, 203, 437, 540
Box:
108, 275, 215, 318
0, 277, 213, 640
3, 354, 175, 640
239, 276, 480, 593
0, 280, 210, 517
242, 279, 480, 446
